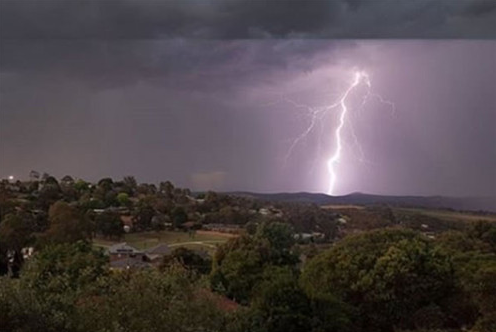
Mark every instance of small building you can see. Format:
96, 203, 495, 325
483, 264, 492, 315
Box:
107, 243, 144, 262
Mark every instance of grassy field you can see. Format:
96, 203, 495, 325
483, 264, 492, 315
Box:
93, 230, 236, 253
324, 204, 496, 223
323, 204, 495, 234
394, 207, 496, 223
322, 204, 365, 210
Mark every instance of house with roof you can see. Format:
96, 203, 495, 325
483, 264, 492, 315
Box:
107, 242, 152, 270
107, 242, 144, 262
145, 243, 171, 265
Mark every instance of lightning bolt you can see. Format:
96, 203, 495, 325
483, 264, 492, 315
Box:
327, 71, 370, 195
268, 70, 395, 196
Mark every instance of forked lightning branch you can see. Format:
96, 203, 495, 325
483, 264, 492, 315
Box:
279, 70, 395, 195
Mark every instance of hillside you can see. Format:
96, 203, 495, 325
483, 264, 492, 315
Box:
230, 191, 496, 213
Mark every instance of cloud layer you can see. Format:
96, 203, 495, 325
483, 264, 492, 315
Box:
1, 0, 495, 39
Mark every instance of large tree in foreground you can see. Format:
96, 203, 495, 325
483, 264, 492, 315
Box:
211, 222, 299, 304
0, 243, 227, 332
301, 229, 457, 332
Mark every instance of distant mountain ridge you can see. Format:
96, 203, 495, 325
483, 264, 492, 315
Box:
228, 191, 496, 213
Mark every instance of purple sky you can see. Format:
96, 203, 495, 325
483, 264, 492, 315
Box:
1, 1, 495, 197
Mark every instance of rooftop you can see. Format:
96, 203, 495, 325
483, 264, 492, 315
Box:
108, 242, 143, 255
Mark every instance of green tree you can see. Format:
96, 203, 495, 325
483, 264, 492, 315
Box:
470, 266, 496, 331
0, 213, 34, 253
60, 175, 74, 186
249, 266, 311, 332
38, 177, 61, 209
469, 221, 496, 253
302, 229, 456, 332
95, 211, 123, 239
42, 201, 91, 245
103, 190, 118, 207
123, 175, 137, 194
22, 241, 107, 293
133, 197, 156, 230
159, 180, 174, 196
116, 192, 131, 207
255, 221, 294, 252
76, 269, 226, 332
171, 206, 188, 228
437, 228, 496, 331
0, 187, 15, 221
0, 213, 35, 276
0, 241, 108, 331
97, 177, 113, 192
74, 179, 90, 193
211, 222, 299, 304
231, 266, 352, 332
160, 247, 212, 275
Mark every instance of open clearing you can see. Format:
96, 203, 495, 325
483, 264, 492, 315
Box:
323, 204, 496, 224
93, 230, 236, 253
394, 207, 496, 223
322, 204, 365, 210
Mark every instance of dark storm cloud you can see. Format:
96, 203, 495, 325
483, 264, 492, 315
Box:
0, 39, 348, 90
461, 0, 496, 16
1, 0, 495, 39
